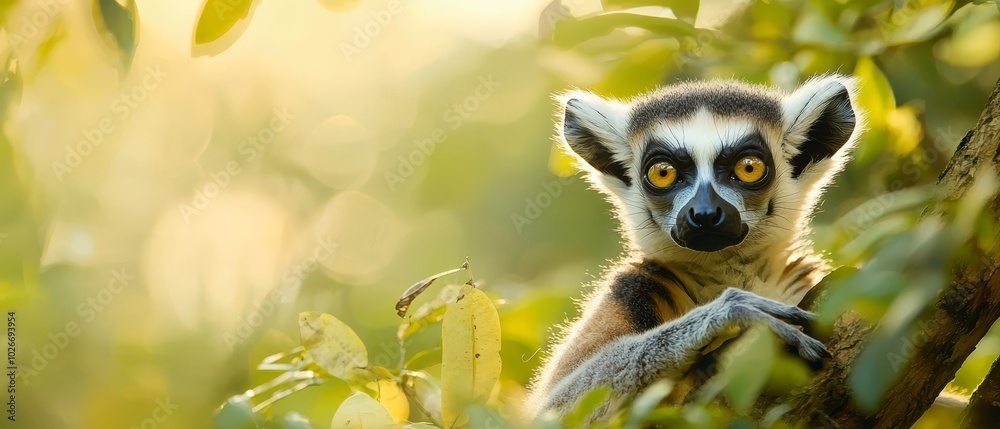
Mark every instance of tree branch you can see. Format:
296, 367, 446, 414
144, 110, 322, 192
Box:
960, 355, 1000, 429
750, 78, 1000, 428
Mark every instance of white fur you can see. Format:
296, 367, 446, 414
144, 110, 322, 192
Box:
781, 75, 866, 223
556, 90, 634, 198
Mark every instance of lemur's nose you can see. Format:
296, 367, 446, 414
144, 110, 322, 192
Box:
687, 206, 724, 228
672, 182, 747, 252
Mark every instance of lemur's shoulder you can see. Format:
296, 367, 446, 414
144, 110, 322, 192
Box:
607, 260, 699, 332
530, 260, 697, 395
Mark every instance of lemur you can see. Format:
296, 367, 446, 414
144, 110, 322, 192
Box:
527, 75, 861, 418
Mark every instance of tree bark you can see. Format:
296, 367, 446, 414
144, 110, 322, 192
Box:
748, 78, 1000, 428
961, 355, 1000, 429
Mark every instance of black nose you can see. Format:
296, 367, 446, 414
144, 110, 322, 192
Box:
687, 206, 724, 228
671, 182, 748, 252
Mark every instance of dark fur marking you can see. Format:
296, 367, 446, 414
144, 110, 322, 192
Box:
610, 273, 665, 332
783, 257, 805, 275
766, 199, 775, 216
629, 81, 783, 135
789, 85, 855, 178
756, 262, 769, 278
564, 101, 633, 186
611, 262, 685, 332
787, 280, 813, 298
790, 268, 813, 287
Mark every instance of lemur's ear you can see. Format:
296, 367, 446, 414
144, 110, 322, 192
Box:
781, 75, 860, 184
558, 91, 633, 187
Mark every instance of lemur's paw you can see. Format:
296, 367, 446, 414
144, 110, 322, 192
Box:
717, 288, 831, 364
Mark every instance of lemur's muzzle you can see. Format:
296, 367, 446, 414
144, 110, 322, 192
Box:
671, 183, 749, 252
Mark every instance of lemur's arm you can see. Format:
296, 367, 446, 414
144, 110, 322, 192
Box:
532, 274, 829, 418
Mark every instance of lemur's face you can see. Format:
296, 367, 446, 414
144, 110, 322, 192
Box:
635, 113, 776, 252
558, 76, 860, 260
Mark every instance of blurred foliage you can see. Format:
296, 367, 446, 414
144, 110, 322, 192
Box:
0, 0, 999, 428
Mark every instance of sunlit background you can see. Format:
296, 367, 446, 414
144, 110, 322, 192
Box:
2, 0, 999, 427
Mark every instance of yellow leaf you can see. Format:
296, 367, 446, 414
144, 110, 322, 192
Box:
853, 57, 896, 163
887, 105, 923, 155
191, 0, 261, 57
854, 57, 896, 125
440, 285, 501, 427
365, 380, 410, 425
938, 19, 1000, 68
331, 392, 396, 429
299, 312, 368, 380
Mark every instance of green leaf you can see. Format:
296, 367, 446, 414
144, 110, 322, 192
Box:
601, 0, 699, 22
723, 326, 776, 414
192, 0, 261, 57
552, 12, 699, 48
562, 386, 612, 427
92, 0, 139, 74
791, 9, 849, 50
885, 1, 954, 46
299, 312, 369, 380
849, 323, 914, 412
440, 285, 502, 427
214, 397, 259, 429
0, 53, 21, 129
331, 392, 396, 429
0, 53, 39, 301
465, 405, 509, 429
623, 380, 673, 429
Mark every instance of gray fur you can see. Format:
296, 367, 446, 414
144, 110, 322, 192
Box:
539, 288, 828, 416
628, 80, 784, 135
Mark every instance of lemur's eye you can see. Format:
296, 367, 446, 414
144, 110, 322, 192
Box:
646, 162, 677, 188
734, 156, 766, 183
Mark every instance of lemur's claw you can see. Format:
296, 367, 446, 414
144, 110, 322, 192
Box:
717, 288, 832, 365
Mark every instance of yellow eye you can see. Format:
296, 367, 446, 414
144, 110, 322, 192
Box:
734, 156, 767, 183
646, 162, 677, 188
